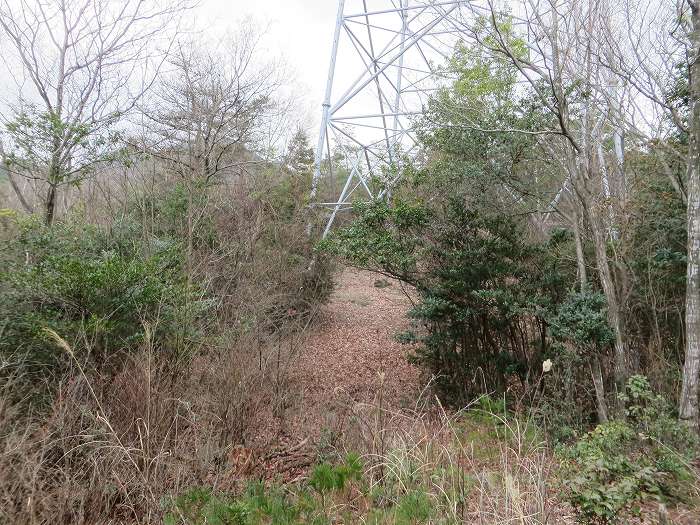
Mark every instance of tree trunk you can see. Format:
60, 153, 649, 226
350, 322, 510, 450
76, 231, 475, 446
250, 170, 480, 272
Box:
573, 203, 588, 286
679, 2, 700, 433
574, 200, 609, 423
588, 199, 628, 401
45, 130, 63, 226
0, 142, 33, 213
7, 171, 33, 213
45, 183, 57, 226
590, 357, 609, 424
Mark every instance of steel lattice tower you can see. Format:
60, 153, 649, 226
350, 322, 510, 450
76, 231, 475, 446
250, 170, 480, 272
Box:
309, 0, 471, 237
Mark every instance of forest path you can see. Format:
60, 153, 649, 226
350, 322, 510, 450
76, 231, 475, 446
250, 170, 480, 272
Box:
281, 267, 421, 441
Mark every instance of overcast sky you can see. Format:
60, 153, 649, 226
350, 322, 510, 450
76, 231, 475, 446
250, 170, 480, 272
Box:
205, 0, 340, 129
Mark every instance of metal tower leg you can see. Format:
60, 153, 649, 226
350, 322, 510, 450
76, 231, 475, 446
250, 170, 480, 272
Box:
307, 0, 345, 237
310, 0, 469, 238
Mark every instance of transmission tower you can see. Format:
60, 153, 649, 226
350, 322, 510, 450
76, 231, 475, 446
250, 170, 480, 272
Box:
309, 0, 471, 237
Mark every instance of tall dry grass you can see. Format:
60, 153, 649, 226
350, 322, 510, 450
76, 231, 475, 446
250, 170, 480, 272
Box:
0, 314, 321, 524
325, 377, 564, 524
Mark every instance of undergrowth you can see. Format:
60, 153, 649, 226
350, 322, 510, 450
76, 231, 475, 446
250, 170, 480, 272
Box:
162, 384, 700, 525
561, 376, 699, 524
165, 396, 557, 525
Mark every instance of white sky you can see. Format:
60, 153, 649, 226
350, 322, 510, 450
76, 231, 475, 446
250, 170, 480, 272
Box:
204, 0, 340, 130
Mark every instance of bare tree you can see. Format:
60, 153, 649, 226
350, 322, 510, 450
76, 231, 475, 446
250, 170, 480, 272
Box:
136, 25, 285, 184
0, 0, 191, 224
133, 24, 287, 277
470, 0, 634, 412
680, 0, 700, 431
599, 0, 687, 201
600, 0, 700, 430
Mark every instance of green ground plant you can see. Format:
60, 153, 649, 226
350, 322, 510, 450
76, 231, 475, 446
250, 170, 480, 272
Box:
563, 376, 698, 524
0, 214, 202, 385
163, 454, 368, 525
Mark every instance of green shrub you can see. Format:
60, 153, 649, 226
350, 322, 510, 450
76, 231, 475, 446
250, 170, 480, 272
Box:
394, 490, 433, 524
563, 376, 696, 524
165, 455, 364, 525
163, 487, 248, 525
241, 483, 303, 525
548, 289, 615, 351
309, 452, 362, 494
322, 197, 571, 405
0, 215, 205, 383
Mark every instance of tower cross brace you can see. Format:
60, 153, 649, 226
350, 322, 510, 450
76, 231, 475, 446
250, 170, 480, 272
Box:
309, 0, 472, 237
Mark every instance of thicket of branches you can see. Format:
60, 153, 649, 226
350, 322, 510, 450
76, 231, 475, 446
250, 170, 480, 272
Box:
0, 3, 334, 522
1, 0, 700, 523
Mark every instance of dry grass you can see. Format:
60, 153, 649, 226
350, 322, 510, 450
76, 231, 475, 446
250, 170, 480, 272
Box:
320, 379, 571, 524
0, 318, 318, 524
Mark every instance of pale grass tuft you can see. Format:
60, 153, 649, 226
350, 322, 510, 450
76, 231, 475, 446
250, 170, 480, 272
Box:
43, 327, 74, 357
330, 380, 566, 524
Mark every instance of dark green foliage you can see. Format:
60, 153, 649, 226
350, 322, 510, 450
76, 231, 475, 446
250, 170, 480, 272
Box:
548, 289, 614, 353
323, 193, 571, 404
319, 199, 425, 281
0, 215, 204, 382
563, 376, 696, 524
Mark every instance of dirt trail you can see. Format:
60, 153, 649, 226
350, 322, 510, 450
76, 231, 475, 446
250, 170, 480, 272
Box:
241, 267, 422, 483
283, 267, 421, 440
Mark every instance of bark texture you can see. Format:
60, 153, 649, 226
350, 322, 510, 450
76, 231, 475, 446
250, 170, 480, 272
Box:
590, 357, 609, 423
680, 1, 700, 432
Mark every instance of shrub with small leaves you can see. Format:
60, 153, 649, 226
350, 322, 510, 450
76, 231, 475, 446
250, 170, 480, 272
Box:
548, 288, 615, 352
0, 215, 206, 389
563, 376, 696, 524
322, 197, 572, 405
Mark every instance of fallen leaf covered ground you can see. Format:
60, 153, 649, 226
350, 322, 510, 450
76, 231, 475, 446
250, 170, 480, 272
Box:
285, 267, 421, 440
